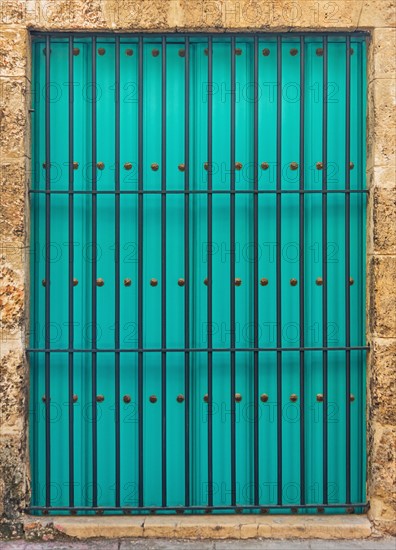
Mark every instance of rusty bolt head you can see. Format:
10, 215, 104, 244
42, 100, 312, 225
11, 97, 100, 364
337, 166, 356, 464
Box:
150, 278, 158, 287
316, 48, 324, 56
290, 162, 298, 170
204, 48, 209, 56
260, 278, 269, 286
349, 162, 355, 170
316, 277, 323, 286
73, 278, 78, 286
260, 393, 269, 402
262, 48, 270, 56
151, 163, 159, 171
124, 162, 132, 170
149, 395, 157, 403
73, 48, 80, 56
235, 393, 242, 402
290, 393, 298, 402
73, 161, 79, 170
350, 394, 355, 402
96, 278, 104, 287
235, 48, 242, 56
235, 162, 243, 170
178, 164, 185, 172
290, 48, 298, 56
178, 49, 185, 57
123, 395, 131, 403
316, 162, 323, 170
316, 394, 324, 402
235, 278, 242, 286
204, 162, 209, 171
73, 394, 78, 403
96, 395, 104, 402
178, 278, 185, 287
152, 49, 160, 57
97, 162, 105, 170
98, 48, 106, 56
290, 278, 298, 286
42, 279, 47, 287
261, 162, 269, 170
125, 49, 134, 56
203, 394, 209, 403
124, 278, 132, 286
176, 394, 185, 403
204, 278, 208, 286
349, 277, 354, 286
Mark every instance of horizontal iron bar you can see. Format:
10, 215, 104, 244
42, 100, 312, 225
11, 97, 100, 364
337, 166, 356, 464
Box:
31, 31, 370, 38
29, 188, 368, 195
26, 346, 369, 353
26, 502, 368, 512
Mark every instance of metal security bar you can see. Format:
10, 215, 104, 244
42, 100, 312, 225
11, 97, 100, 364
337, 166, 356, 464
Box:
29, 32, 368, 515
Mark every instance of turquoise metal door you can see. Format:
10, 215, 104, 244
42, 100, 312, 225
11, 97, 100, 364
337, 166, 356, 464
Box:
29, 33, 367, 514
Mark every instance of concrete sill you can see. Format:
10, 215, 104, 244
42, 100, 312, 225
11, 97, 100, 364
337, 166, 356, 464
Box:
23, 514, 372, 540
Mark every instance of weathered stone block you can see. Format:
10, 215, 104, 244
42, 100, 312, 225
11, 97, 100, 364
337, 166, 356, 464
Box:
367, 165, 396, 190
367, 423, 396, 532
360, 0, 396, 28
367, 185, 396, 254
178, 0, 363, 31
0, 27, 29, 78
0, 260, 25, 333
0, 77, 29, 159
0, 433, 29, 519
368, 338, 396, 425
367, 255, 396, 337
0, 159, 26, 243
0, 349, 27, 432
367, 78, 396, 170
102, 0, 172, 30
368, 28, 396, 82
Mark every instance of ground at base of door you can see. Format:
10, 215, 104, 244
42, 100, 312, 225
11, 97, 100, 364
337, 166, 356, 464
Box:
11, 514, 378, 542
1, 536, 396, 550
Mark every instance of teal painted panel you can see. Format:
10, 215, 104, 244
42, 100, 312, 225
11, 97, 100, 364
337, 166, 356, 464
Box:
30, 34, 367, 513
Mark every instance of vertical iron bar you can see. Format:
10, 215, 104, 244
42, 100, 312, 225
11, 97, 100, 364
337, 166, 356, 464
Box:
207, 35, 213, 508
345, 35, 351, 505
161, 36, 167, 508
322, 36, 329, 505
299, 35, 306, 506
358, 40, 365, 505
68, 35, 75, 509
91, 36, 98, 508
184, 35, 190, 508
44, 34, 51, 510
138, 36, 144, 508
276, 36, 283, 507
230, 36, 236, 507
253, 36, 259, 507
114, 35, 121, 509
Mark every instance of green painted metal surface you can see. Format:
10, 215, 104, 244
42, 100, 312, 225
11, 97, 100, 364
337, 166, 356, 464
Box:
30, 34, 366, 513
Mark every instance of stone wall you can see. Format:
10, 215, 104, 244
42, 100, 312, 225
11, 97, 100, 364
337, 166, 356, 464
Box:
0, 0, 395, 536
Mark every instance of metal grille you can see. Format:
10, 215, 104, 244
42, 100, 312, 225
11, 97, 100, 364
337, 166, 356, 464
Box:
29, 32, 368, 515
